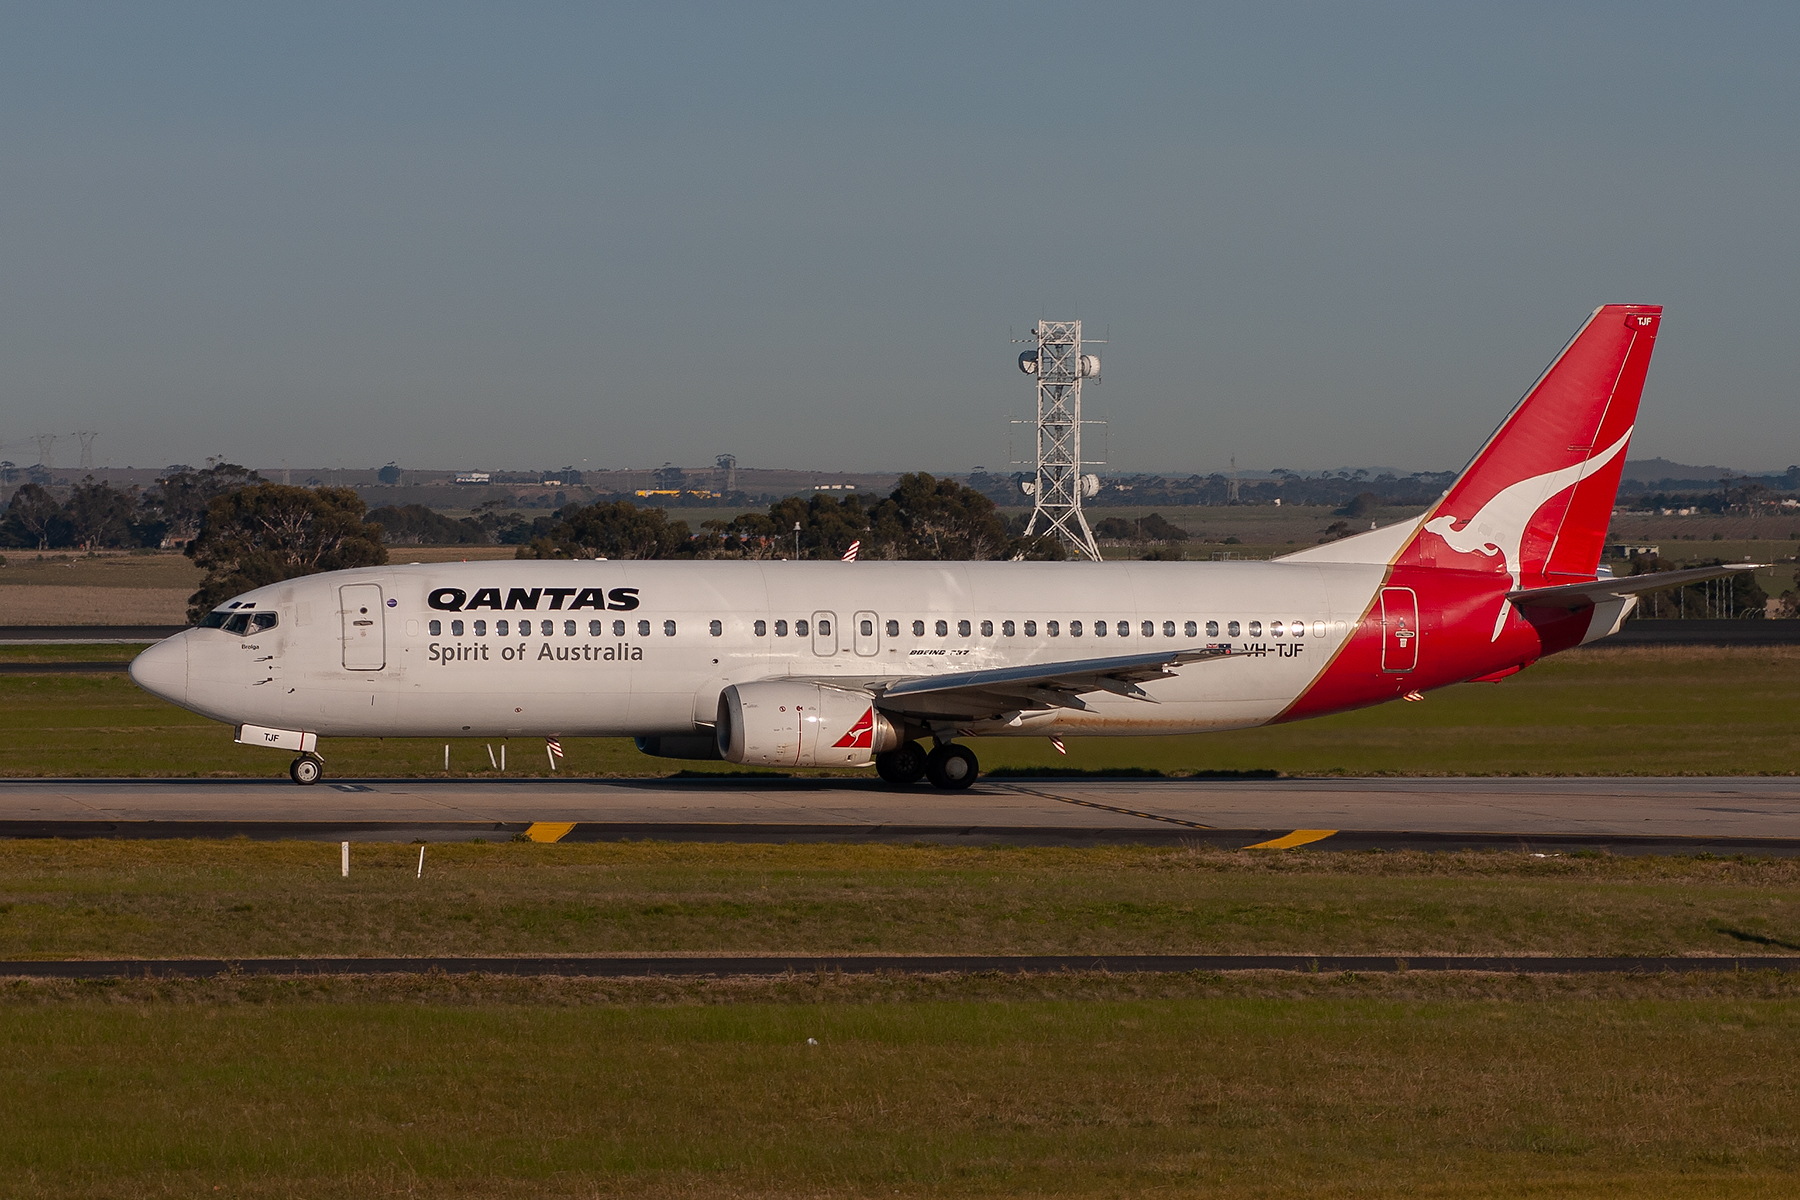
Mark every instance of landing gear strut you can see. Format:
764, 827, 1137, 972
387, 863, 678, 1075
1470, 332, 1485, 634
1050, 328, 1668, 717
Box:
289, 754, 323, 786
875, 741, 928, 785
924, 742, 978, 790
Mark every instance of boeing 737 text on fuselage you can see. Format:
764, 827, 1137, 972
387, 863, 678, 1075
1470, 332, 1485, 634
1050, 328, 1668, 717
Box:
130, 305, 1757, 787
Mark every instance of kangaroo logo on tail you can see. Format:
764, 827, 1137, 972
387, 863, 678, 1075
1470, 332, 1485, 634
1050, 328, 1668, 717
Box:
1424, 427, 1632, 640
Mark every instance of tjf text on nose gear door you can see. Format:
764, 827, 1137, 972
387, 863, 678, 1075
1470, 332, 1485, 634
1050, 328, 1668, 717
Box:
340, 584, 386, 670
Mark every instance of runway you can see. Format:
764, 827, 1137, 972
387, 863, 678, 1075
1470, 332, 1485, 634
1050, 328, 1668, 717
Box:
3, 775, 1798, 854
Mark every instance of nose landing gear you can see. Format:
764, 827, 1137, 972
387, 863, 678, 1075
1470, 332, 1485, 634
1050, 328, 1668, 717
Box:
289, 755, 323, 786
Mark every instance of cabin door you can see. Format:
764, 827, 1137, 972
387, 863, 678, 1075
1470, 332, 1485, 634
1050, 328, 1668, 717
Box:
340, 584, 387, 670
1378, 587, 1418, 672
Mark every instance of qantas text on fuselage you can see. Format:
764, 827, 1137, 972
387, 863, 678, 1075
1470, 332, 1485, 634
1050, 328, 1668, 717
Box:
128, 305, 1759, 789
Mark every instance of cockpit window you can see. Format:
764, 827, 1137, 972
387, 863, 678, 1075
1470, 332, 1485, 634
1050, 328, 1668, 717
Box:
223, 613, 253, 635
252, 612, 279, 632
197, 611, 230, 629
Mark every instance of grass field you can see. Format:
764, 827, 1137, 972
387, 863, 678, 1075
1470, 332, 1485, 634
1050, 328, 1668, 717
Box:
2, 645, 1795, 778
3, 972, 1799, 1198
3, 839, 1799, 961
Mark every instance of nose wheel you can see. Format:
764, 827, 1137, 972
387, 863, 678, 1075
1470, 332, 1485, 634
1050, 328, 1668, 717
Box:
289, 755, 323, 786
924, 743, 978, 790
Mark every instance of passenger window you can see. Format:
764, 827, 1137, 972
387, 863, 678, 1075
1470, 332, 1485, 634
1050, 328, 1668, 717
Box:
564, 620, 576, 636
775, 620, 788, 637
1002, 620, 1015, 636
253, 612, 279, 632
451, 620, 465, 637
1024, 620, 1037, 637
1162, 621, 1175, 637
755, 620, 767, 636
885, 620, 898, 637
664, 620, 676, 636
428, 619, 442, 636
1118, 621, 1130, 637
861, 619, 873, 637
1248, 621, 1262, 637
1292, 620, 1306, 638
935, 620, 948, 636
957, 620, 971, 637
474, 620, 487, 636
818, 619, 830, 636
1228, 621, 1241, 637
1143, 621, 1155, 638
1046, 621, 1058, 636
796, 619, 809, 637
1312, 621, 1325, 638
1070, 620, 1083, 636
589, 620, 602, 636
541, 620, 554, 636
1092, 620, 1105, 637
638, 620, 651, 637
980, 620, 993, 637
710, 620, 723, 637
1203, 621, 1216, 637
497, 620, 510, 636
912, 620, 925, 637
520, 620, 532, 636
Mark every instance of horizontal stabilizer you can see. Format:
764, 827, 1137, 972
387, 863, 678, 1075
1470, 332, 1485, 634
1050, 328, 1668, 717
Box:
1507, 563, 1764, 610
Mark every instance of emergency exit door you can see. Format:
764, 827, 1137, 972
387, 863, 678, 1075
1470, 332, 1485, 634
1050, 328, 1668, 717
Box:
1379, 587, 1418, 672
340, 584, 386, 670
811, 611, 838, 656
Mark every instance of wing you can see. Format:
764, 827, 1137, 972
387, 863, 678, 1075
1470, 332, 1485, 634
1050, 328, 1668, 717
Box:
1507, 563, 1764, 610
793, 646, 1234, 723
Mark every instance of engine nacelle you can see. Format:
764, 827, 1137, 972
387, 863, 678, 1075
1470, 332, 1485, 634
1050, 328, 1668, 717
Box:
716, 682, 900, 767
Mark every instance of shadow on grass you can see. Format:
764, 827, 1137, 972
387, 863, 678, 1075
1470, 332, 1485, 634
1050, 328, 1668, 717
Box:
1711, 922, 1800, 952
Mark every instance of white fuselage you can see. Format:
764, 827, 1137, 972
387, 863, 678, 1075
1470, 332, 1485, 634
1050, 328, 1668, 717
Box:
135, 558, 1391, 740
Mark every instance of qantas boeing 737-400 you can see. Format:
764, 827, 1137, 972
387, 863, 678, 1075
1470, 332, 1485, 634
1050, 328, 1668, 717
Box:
130, 304, 1757, 787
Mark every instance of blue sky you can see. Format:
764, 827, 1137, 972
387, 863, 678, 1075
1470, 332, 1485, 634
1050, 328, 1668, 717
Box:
2, 3, 1795, 474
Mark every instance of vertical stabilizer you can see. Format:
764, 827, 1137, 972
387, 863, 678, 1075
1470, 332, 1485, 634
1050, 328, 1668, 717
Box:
1397, 305, 1662, 614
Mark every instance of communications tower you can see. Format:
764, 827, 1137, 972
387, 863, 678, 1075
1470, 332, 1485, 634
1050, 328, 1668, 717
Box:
1016, 320, 1103, 560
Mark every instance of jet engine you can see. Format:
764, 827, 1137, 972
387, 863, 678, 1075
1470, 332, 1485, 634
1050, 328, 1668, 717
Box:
716, 682, 900, 767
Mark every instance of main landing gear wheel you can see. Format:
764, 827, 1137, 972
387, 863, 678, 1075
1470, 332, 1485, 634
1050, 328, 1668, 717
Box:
289, 755, 323, 786
924, 743, 978, 790
876, 741, 928, 785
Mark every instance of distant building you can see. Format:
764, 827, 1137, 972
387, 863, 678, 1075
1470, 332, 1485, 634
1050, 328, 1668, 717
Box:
1604, 543, 1660, 558
454, 472, 491, 485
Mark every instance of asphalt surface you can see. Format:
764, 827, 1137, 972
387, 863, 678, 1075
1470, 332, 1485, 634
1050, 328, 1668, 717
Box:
4, 954, 1796, 979
3, 775, 1798, 853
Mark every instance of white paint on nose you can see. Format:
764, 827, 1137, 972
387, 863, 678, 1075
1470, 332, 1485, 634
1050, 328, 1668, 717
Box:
129, 636, 188, 704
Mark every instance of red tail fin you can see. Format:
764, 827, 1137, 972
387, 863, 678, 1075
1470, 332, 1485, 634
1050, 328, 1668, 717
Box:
1399, 305, 1662, 592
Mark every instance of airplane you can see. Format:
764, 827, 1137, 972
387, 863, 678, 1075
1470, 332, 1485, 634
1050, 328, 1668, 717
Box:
130, 304, 1758, 787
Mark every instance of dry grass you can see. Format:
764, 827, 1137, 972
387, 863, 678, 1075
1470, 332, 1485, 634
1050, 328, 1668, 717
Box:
3, 839, 1799, 960
0, 972, 1797, 1197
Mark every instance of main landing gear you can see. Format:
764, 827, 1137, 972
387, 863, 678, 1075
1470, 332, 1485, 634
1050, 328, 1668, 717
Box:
876, 741, 978, 790
289, 754, 323, 786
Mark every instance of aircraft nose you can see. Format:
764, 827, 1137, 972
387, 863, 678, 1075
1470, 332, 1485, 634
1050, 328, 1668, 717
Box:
129, 636, 189, 705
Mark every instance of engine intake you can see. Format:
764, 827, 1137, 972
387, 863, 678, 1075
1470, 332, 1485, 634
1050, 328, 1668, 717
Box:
716, 682, 899, 767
